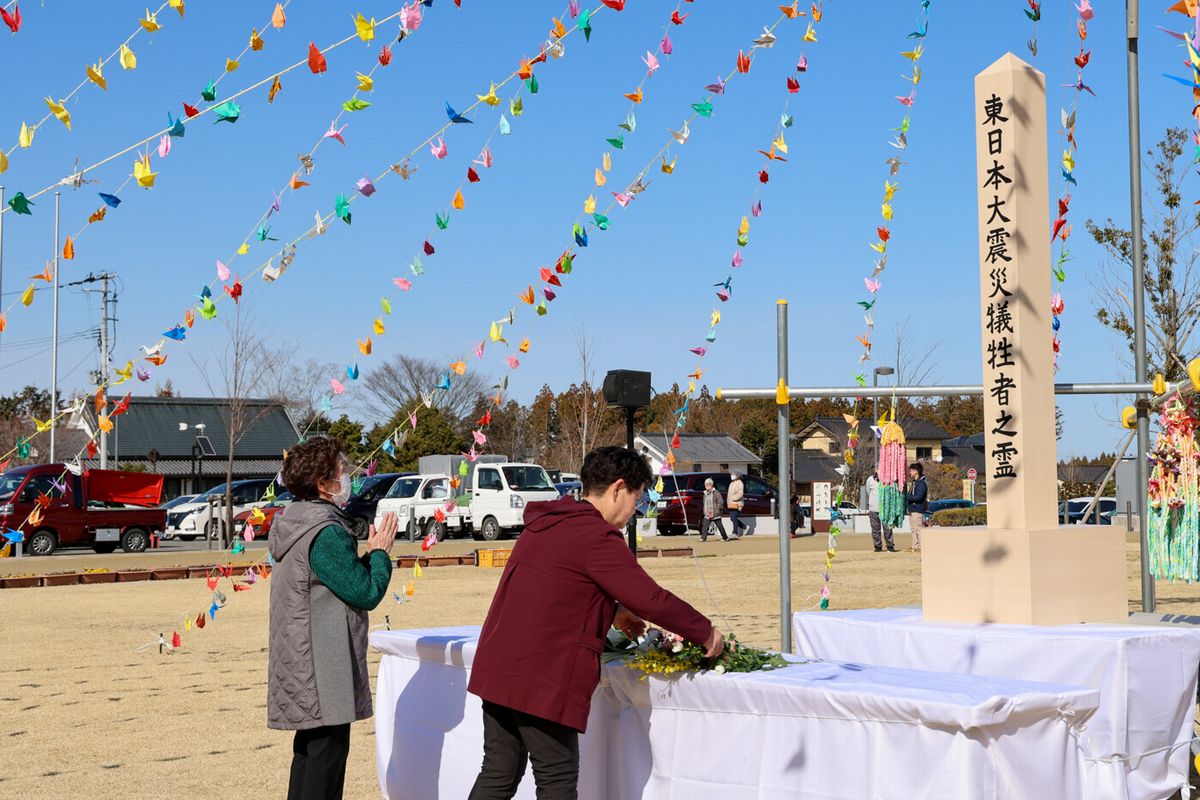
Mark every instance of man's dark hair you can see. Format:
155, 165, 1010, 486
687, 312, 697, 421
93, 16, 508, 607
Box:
909, 462, 924, 477
282, 436, 345, 501
581, 446, 652, 496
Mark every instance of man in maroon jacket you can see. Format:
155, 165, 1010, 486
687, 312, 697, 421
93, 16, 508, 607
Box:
467, 446, 721, 799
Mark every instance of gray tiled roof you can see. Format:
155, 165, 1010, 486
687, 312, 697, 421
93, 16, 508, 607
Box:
791, 450, 843, 483
803, 416, 950, 442
108, 396, 299, 460
637, 434, 762, 464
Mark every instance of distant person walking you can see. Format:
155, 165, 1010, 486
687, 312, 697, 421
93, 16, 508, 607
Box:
790, 493, 807, 538
905, 463, 928, 553
727, 472, 748, 536
701, 478, 731, 542
866, 473, 896, 552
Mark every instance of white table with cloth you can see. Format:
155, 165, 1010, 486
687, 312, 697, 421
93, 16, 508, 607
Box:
793, 607, 1200, 800
372, 625, 1100, 799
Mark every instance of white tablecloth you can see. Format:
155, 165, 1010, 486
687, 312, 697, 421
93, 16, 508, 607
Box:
794, 608, 1200, 800
372, 626, 1099, 800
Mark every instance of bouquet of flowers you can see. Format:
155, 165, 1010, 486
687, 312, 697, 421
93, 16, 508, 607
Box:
602, 627, 789, 680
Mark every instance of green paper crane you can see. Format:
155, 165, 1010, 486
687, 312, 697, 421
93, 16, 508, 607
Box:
201, 79, 217, 102
335, 193, 351, 225
213, 101, 240, 124
8, 192, 34, 215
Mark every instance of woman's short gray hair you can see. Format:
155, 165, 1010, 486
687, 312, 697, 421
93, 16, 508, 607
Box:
704, 478, 714, 487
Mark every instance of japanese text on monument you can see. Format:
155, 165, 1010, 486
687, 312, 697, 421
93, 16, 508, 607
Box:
982, 92, 1017, 480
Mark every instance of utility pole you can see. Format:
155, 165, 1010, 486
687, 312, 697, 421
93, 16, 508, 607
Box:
0, 185, 5, 365
99, 272, 111, 469
69, 271, 118, 468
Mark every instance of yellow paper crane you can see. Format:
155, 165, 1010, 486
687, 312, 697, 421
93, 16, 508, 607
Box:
883, 180, 899, 202
20, 284, 35, 307
139, 9, 161, 32
358, 337, 372, 356
98, 415, 114, 433
803, 22, 818, 42
489, 321, 506, 344
519, 338, 530, 354
225, 58, 240, 73
594, 169, 606, 187
881, 202, 894, 221
661, 156, 676, 174
357, 72, 374, 92
0, 151, 7, 174
711, 309, 721, 327
583, 195, 596, 214
250, 28, 264, 51
354, 12, 376, 42
738, 216, 751, 236
772, 132, 788, 154
86, 61, 107, 90
373, 317, 385, 335
33, 418, 53, 433
450, 361, 467, 376
603, 152, 612, 172
113, 361, 133, 385
133, 153, 156, 188
169, 0, 185, 16
476, 83, 500, 106
18, 122, 34, 149
119, 44, 137, 70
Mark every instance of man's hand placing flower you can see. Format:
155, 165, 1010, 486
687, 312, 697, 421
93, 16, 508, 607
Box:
613, 606, 646, 640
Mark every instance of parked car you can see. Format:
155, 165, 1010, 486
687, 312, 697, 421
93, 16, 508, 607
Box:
376, 459, 560, 542
164, 478, 275, 540
546, 470, 581, 484
1059, 497, 1116, 525
924, 498, 975, 523
232, 492, 292, 538
654, 472, 777, 536
162, 494, 196, 511
0, 463, 166, 555
343, 473, 411, 539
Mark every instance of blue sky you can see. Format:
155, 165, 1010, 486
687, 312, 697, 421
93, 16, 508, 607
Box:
0, 1, 1192, 459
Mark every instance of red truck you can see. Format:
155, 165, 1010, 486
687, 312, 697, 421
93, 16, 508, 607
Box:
0, 463, 167, 555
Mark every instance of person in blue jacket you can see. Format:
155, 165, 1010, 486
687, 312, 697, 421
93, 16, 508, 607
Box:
905, 462, 928, 553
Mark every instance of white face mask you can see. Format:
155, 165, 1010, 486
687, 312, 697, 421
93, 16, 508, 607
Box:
327, 472, 351, 506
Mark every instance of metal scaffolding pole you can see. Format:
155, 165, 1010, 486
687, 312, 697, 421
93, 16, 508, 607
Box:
776, 301, 792, 653
49, 193, 60, 462
1126, 0, 1154, 612
718, 381, 1158, 401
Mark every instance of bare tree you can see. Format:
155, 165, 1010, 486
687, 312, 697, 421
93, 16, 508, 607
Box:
1089, 127, 1200, 381
256, 344, 336, 433
890, 316, 943, 387
193, 305, 279, 549
554, 331, 617, 472
360, 353, 490, 426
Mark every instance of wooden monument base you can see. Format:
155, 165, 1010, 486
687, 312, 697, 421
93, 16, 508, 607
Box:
921, 526, 1127, 625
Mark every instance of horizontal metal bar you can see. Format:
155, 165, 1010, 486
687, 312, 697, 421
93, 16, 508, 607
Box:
717, 382, 1157, 401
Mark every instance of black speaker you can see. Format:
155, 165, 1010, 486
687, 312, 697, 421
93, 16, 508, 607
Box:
603, 370, 651, 409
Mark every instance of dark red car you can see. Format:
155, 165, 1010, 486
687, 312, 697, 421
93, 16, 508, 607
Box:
0, 463, 166, 555
652, 472, 777, 535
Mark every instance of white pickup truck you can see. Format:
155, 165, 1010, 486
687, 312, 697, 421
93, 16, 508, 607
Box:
374, 460, 559, 542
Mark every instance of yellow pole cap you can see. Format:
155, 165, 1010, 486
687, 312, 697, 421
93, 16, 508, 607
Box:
775, 379, 789, 405
716, 388, 723, 401
777, 298, 788, 305
1189, 358, 1200, 391
1121, 406, 1137, 429
1152, 373, 1167, 396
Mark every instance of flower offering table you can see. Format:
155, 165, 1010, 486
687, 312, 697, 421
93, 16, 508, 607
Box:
372, 625, 1100, 799
793, 607, 1200, 800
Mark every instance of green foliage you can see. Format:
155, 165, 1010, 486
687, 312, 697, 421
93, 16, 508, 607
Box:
603, 630, 789, 678
326, 415, 366, 463
0, 386, 50, 421
368, 405, 464, 472
929, 506, 988, 527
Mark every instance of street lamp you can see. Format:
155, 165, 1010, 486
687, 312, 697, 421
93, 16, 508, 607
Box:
179, 422, 209, 493
872, 367, 895, 471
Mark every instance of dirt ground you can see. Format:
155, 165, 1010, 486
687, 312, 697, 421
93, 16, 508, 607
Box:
1, 534, 1197, 799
